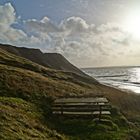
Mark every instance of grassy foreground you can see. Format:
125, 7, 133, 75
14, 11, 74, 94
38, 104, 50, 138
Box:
0, 48, 140, 139
0, 97, 66, 140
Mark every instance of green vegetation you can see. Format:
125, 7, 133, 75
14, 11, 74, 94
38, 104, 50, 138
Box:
0, 97, 66, 140
0, 44, 87, 76
0, 47, 140, 139
47, 112, 138, 140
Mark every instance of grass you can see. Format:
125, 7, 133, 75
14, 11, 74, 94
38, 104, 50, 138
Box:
0, 97, 66, 140
100, 85, 140, 121
47, 116, 135, 140
0, 47, 140, 139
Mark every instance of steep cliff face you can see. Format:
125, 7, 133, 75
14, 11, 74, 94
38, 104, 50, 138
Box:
0, 44, 86, 76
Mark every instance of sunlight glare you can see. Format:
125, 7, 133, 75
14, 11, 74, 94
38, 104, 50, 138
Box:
123, 10, 140, 39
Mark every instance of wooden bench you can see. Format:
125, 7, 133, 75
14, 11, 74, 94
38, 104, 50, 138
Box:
52, 97, 111, 120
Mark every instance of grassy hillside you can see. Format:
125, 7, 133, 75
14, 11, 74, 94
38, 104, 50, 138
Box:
0, 43, 87, 76
0, 97, 66, 140
0, 47, 140, 139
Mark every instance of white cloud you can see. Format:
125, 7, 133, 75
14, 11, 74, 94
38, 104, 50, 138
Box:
25, 17, 61, 34
0, 3, 140, 67
60, 17, 89, 32
0, 3, 15, 25
0, 3, 50, 49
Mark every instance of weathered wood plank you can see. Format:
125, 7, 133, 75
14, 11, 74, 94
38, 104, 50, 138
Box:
54, 97, 108, 103
52, 108, 110, 112
53, 111, 111, 115
92, 111, 111, 115
53, 103, 111, 107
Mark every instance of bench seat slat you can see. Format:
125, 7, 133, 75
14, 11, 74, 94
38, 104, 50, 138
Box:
54, 97, 108, 103
52, 107, 110, 112
53, 104, 111, 108
53, 111, 111, 115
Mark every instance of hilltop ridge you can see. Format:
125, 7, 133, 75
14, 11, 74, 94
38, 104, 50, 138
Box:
0, 44, 86, 77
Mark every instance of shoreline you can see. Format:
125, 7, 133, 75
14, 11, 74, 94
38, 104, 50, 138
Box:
100, 82, 139, 95
82, 67, 140, 95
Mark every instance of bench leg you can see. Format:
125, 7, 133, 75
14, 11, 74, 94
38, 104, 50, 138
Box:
99, 105, 102, 122
61, 105, 63, 115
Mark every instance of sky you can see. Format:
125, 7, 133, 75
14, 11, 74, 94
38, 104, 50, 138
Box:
0, 0, 140, 67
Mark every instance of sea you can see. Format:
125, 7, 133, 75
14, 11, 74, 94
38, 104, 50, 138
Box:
82, 66, 140, 94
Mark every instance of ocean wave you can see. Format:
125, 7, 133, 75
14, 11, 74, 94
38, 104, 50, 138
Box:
83, 67, 140, 94
95, 74, 127, 78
